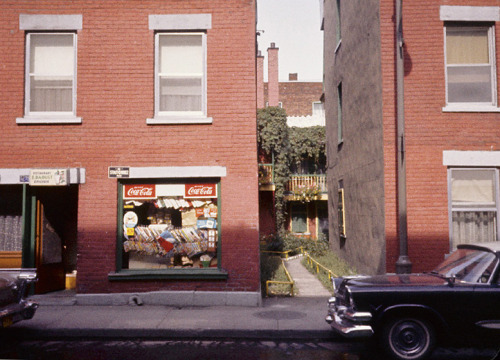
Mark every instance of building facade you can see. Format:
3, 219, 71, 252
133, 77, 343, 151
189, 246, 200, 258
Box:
0, 0, 261, 305
322, 0, 500, 274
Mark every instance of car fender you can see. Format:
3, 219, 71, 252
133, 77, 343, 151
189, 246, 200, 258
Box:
374, 303, 451, 339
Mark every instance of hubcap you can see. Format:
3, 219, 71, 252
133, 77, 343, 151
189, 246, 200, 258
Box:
390, 319, 429, 358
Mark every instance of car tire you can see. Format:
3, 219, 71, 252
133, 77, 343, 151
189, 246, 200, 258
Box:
381, 317, 436, 360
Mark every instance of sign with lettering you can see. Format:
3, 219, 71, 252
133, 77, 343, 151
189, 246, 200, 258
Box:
185, 184, 217, 199
29, 169, 69, 186
109, 167, 130, 178
123, 184, 156, 199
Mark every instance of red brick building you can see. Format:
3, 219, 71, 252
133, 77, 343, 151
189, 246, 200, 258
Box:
0, 1, 260, 305
258, 44, 327, 240
322, 0, 500, 275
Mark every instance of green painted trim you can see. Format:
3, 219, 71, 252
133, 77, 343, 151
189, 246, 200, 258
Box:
108, 268, 228, 281
116, 182, 124, 272
21, 184, 34, 268
216, 181, 222, 268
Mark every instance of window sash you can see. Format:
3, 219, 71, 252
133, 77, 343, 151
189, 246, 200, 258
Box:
155, 33, 206, 117
444, 25, 497, 106
25, 33, 76, 115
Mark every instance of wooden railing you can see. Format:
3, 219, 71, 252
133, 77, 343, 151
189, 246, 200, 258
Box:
286, 174, 327, 193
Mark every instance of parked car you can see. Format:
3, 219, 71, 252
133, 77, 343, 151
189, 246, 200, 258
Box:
0, 269, 38, 328
326, 242, 500, 360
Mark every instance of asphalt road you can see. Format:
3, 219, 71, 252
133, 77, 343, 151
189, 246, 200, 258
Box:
0, 338, 498, 360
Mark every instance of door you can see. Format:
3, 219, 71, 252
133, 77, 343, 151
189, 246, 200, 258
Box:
34, 199, 65, 294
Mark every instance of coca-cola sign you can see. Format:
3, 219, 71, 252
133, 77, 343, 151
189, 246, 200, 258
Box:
185, 184, 217, 199
123, 184, 156, 199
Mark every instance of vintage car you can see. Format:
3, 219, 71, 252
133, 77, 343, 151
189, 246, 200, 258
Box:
326, 242, 500, 360
0, 269, 38, 328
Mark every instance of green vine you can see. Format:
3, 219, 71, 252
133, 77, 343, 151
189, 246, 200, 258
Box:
257, 107, 290, 235
288, 126, 326, 173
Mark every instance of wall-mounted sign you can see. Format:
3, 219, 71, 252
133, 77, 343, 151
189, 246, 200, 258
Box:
109, 167, 130, 178
123, 184, 156, 199
185, 184, 217, 198
29, 169, 69, 186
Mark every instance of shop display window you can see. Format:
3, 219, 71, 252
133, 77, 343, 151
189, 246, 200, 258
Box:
120, 182, 219, 270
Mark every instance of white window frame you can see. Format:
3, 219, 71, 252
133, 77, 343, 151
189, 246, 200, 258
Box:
17, 14, 82, 124
147, 14, 212, 125
440, 6, 500, 113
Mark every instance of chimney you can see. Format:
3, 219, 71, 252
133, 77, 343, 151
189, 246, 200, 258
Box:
257, 50, 265, 108
267, 43, 279, 107
289, 73, 298, 81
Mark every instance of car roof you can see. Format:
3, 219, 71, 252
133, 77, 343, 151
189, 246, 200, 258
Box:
457, 241, 500, 254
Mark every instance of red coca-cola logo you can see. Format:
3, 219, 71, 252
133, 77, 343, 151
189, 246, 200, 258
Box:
185, 184, 217, 198
124, 184, 156, 199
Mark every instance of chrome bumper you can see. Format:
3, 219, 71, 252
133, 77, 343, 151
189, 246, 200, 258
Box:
0, 299, 39, 327
325, 297, 374, 338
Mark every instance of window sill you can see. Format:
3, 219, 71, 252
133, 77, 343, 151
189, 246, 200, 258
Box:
108, 268, 228, 281
442, 105, 500, 113
16, 115, 82, 125
147, 116, 213, 125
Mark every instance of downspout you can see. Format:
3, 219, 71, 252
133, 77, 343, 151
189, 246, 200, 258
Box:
395, 0, 412, 274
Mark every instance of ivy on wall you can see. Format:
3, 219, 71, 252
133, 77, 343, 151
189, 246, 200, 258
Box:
288, 126, 326, 173
257, 106, 290, 235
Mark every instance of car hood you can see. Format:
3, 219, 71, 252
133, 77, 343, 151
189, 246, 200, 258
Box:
344, 273, 448, 288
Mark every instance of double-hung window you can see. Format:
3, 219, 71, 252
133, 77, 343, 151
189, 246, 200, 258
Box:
148, 14, 212, 124
445, 25, 496, 106
17, 14, 82, 124
449, 168, 499, 249
440, 6, 499, 112
27, 33, 76, 113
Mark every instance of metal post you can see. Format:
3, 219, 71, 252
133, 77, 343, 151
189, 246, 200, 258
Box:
395, 0, 412, 274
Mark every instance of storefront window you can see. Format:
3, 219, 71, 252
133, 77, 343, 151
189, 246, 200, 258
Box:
120, 181, 219, 270
0, 186, 23, 252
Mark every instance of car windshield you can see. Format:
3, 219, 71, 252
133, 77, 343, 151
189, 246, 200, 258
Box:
433, 248, 498, 283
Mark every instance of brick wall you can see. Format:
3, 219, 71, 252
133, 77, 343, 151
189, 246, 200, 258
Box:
263, 82, 323, 117
0, 0, 259, 293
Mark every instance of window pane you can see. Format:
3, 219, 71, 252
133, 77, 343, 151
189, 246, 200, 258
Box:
0, 186, 23, 252
451, 169, 496, 206
30, 78, 73, 112
29, 34, 74, 112
446, 28, 489, 65
291, 203, 307, 233
452, 211, 497, 249
447, 65, 492, 103
122, 183, 218, 270
159, 35, 202, 75
160, 77, 202, 112
30, 34, 74, 76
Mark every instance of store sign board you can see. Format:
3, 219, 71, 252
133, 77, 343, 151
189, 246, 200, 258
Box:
185, 184, 217, 198
29, 169, 69, 186
109, 167, 130, 178
123, 184, 156, 199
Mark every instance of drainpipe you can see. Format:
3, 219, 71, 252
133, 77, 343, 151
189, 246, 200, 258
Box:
395, 0, 412, 274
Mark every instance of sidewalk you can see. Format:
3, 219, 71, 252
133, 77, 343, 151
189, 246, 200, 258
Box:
2, 258, 336, 341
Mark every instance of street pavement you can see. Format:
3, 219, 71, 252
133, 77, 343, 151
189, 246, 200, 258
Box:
2, 257, 336, 341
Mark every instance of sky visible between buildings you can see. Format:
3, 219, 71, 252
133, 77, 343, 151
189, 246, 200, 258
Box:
257, 0, 324, 82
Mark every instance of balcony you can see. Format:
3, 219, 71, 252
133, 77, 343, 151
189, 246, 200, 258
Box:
258, 164, 327, 200
285, 174, 327, 201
